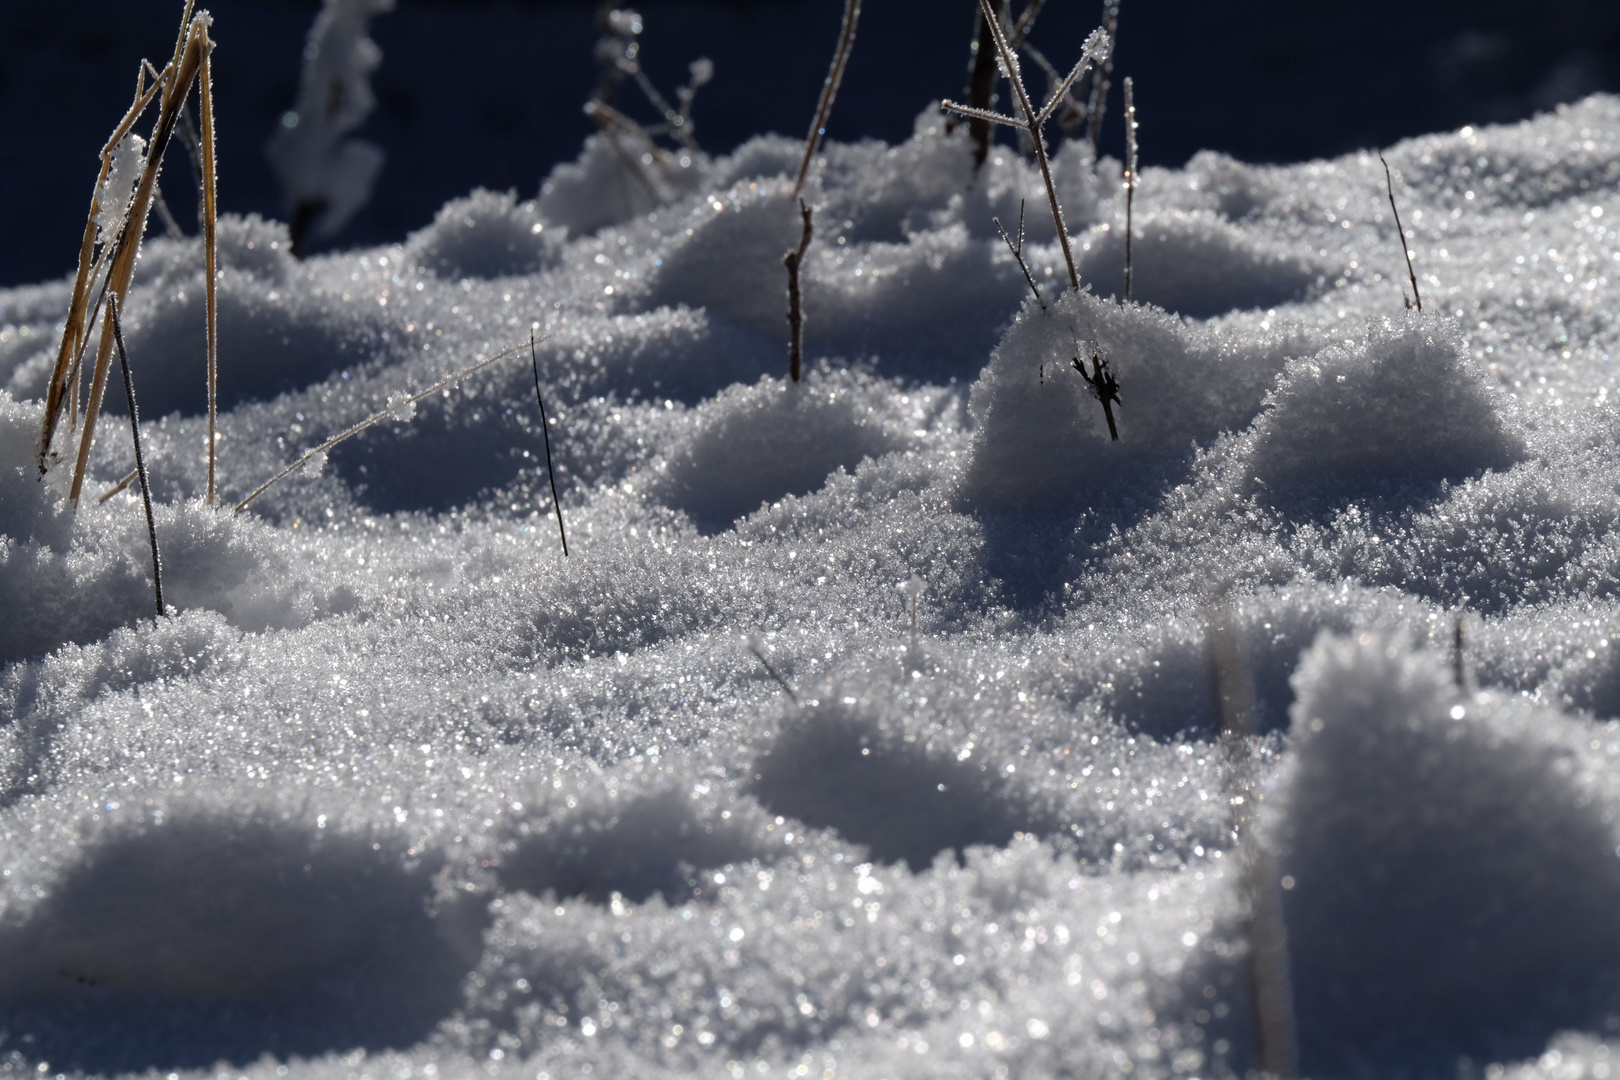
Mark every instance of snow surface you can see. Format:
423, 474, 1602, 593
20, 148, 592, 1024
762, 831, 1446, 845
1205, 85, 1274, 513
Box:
5, 94, 1620, 1078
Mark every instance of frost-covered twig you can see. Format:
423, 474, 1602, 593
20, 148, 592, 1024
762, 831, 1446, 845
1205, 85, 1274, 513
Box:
1085, 0, 1121, 152
234, 341, 533, 513
993, 200, 1044, 309
961, 0, 1006, 171
794, 0, 862, 197
784, 200, 814, 383
942, 4, 1110, 292
267, 0, 394, 256
109, 295, 164, 619
1072, 350, 1120, 440
1123, 76, 1138, 302
530, 331, 569, 557
1380, 155, 1423, 312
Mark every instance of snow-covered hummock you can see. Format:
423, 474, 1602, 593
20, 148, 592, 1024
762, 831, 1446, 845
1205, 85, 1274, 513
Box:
3, 95, 1620, 1079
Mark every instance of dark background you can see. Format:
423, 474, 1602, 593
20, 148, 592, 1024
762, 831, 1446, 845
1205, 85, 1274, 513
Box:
1, 0, 1617, 286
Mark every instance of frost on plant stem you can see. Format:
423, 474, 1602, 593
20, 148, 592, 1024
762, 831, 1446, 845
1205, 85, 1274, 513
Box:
265, 0, 395, 254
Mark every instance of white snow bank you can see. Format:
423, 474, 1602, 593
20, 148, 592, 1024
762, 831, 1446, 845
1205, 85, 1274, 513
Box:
405, 189, 563, 280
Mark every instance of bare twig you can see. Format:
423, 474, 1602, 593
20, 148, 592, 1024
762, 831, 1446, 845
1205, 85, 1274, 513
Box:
942, 4, 1109, 293
783, 199, 814, 382
1380, 155, 1422, 312
530, 330, 569, 557
993, 200, 1044, 309
1207, 590, 1298, 1080
794, 0, 862, 198
1072, 350, 1121, 440
153, 190, 186, 240
1007, 0, 1048, 48
98, 467, 140, 505
1453, 614, 1467, 692
1123, 76, 1138, 302
234, 341, 533, 513
1085, 0, 1121, 153
199, 22, 220, 504
109, 295, 164, 619
747, 634, 799, 703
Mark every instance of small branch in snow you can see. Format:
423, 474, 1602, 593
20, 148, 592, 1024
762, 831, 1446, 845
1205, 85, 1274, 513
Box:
109, 295, 164, 619
794, 0, 862, 198
1381, 154, 1422, 312
747, 634, 799, 703
784, 199, 815, 383
1072, 349, 1121, 441
993, 200, 1044, 309
530, 330, 569, 557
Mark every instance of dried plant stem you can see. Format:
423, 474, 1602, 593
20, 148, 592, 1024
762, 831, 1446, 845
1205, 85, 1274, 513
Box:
109, 296, 164, 619
98, 467, 140, 505
783, 200, 814, 382
1208, 593, 1299, 1080
1123, 76, 1138, 302
234, 342, 532, 513
794, 0, 862, 198
1072, 350, 1120, 440
199, 25, 219, 504
747, 636, 798, 703
1086, 0, 1121, 152
1453, 614, 1468, 691
993, 200, 1044, 309
530, 331, 569, 557
1381, 155, 1422, 312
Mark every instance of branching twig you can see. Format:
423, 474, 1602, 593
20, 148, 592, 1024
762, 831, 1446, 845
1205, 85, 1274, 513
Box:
234, 341, 533, 513
109, 295, 164, 619
794, 0, 862, 198
1123, 76, 1138, 302
1072, 350, 1121, 440
993, 200, 1044, 309
942, 4, 1110, 293
1380, 155, 1422, 312
530, 330, 569, 557
784, 200, 814, 382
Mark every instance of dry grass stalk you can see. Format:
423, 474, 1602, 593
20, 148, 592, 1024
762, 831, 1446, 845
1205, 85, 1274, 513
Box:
794, 0, 862, 198
1380, 155, 1422, 312
1207, 591, 1299, 1080
234, 341, 533, 513
1071, 350, 1120, 440
529, 331, 569, 557
941, 3, 1110, 292
993, 199, 1044, 309
1123, 76, 1138, 302
746, 634, 798, 703
783, 200, 814, 383
961, 0, 1007, 171
108, 295, 165, 618
37, 5, 220, 512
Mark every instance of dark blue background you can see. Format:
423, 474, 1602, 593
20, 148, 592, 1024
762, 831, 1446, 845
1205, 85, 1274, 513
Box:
1, 0, 1616, 285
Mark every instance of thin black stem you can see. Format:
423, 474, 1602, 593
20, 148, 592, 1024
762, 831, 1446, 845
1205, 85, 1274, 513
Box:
784, 199, 814, 382
531, 331, 569, 557
963, 0, 1006, 171
1381, 155, 1422, 312
794, 0, 862, 197
993, 200, 1044, 308
747, 638, 799, 703
109, 295, 164, 618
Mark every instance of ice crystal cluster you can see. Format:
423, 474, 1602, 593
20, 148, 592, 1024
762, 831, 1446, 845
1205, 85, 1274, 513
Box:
4, 95, 1620, 1078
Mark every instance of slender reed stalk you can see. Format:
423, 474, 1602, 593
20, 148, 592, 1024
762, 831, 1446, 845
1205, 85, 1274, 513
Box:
1207, 590, 1298, 1080
1085, 0, 1121, 152
962, 0, 1006, 171
794, 0, 862, 198
234, 342, 533, 513
783, 200, 814, 382
108, 295, 164, 619
1381, 155, 1422, 312
1123, 76, 1138, 302
530, 331, 569, 557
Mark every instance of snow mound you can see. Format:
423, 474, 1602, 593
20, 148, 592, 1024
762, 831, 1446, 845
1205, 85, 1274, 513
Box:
539, 132, 710, 237
956, 289, 1315, 511
0, 392, 71, 551
1275, 630, 1620, 1075
404, 189, 562, 280
1076, 210, 1323, 317
651, 370, 902, 531
1242, 314, 1523, 497
0, 804, 475, 1073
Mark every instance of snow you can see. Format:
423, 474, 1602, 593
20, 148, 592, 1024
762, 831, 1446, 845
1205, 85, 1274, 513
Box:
4, 85, 1620, 1079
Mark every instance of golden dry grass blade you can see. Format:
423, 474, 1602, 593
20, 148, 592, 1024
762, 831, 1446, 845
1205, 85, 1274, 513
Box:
198, 22, 219, 504
70, 16, 210, 505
